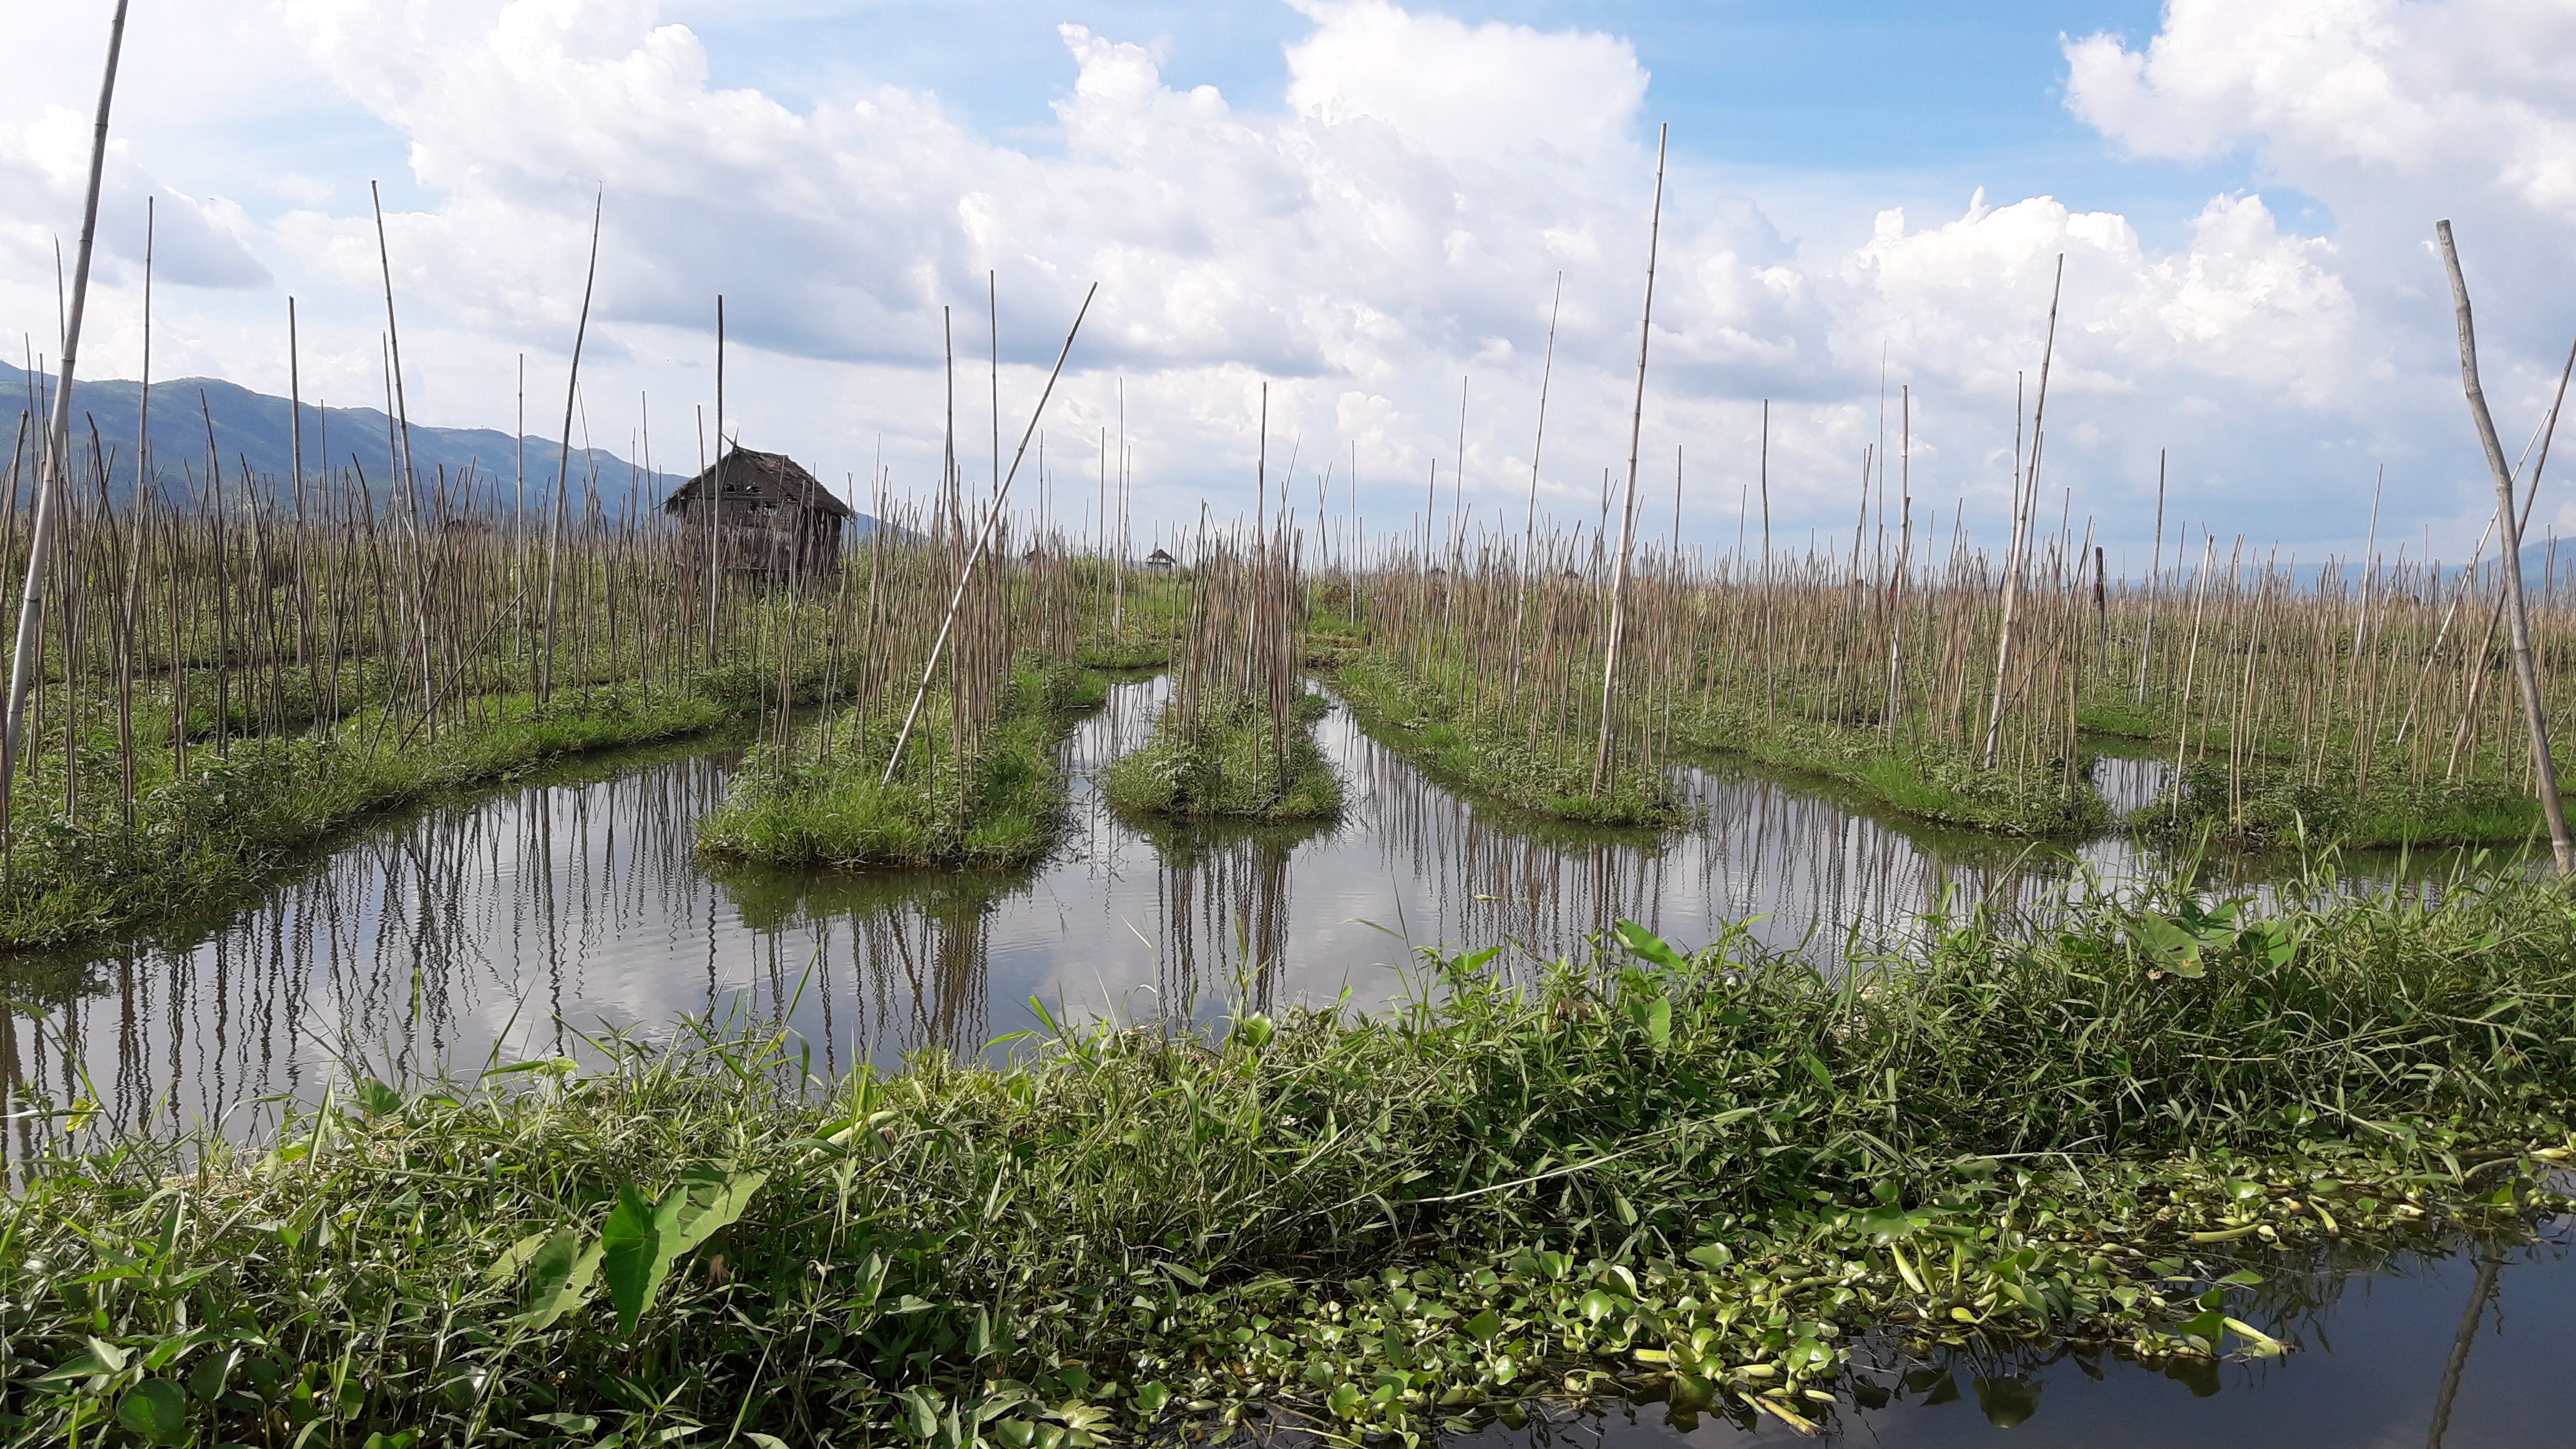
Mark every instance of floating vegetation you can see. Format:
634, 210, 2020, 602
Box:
1332, 650, 1684, 828
1105, 529, 1340, 822
698, 660, 1105, 869
4, 865, 2572, 1443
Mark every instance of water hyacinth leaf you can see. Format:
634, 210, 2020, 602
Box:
186, 1348, 236, 1403
1614, 920, 1687, 972
517, 1227, 602, 1330
116, 1378, 192, 1445
356, 1078, 402, 1117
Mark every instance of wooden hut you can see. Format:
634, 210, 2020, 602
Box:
662, 446, 854, 577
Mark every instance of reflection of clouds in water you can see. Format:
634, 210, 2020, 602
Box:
0, 678, 2499, 1158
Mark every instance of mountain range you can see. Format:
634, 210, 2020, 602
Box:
0, 359, 877, 528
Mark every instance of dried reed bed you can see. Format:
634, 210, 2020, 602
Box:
1317, 491, 2572, 847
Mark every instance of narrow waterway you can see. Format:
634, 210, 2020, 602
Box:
1455, 1222, 2576, 1446
0, 676, 2479, 1148
0, 675, 2560, 1442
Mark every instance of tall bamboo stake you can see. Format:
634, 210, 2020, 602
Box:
3, 0, 129, 787
1981, 255, 2064, 769
2437, 219, 2572, 873
1591, 123, 1668, 795
883, 283, 1098, 786
540, 192, 604, 704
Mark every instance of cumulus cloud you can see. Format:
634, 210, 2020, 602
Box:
2066, 0, 2576, 321
0, 108, 269, 293
11, 0, 2549, 554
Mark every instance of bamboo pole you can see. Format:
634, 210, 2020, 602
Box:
1591, 123, 1668, 795
2, 0, 129, 785
882, 283, 1098, 786
542, 191, 604, 704
1981, 256, 2064, 769
2437, 220, 2572, 872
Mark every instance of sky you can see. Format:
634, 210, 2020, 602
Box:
4, 0, 2575, 565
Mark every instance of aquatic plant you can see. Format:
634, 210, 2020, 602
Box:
1105, 529, 1339, 822
1104, 690, 1340, 821
697, 660, 1105, 869
1332, 650, 1684, 827
12, 857, 2566, 1444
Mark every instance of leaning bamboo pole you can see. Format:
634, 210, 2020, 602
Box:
2437, 219, 2572, 874
882, 283, 1098, 786
1591, 123, 1668, 795
2, 0, 129, 794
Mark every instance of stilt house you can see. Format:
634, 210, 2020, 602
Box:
662, 446, 854, 577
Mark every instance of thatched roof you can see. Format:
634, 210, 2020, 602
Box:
662, 446, 856, 520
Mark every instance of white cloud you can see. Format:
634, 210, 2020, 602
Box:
2066, 0, 2576, 312
0, 108, 270, 293
11, 0, 2557, 556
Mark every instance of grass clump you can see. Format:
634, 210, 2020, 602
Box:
2145, 760, 2570, 850
1104, 691, 1341, 821
0, 689, 731, 949
1671, 700, 2111, 837
8, 869, 2575, 1445
696, 661, 1103, 869
1332, 650, 1684, 828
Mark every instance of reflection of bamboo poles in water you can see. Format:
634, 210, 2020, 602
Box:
2425, 1253, 2503, 1449
841, 887, 993, 1065
0, 748, 738, 1144
1335, 698, 2100, 965
1154, 831, 1295, 1017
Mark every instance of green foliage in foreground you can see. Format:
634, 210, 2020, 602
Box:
2147, 759, 2569, 850
6, 869, 2575, 1445
696, 663, 1105, 869
1671, 701, 2110, 839
0, 689, 731, 949
1103, 692, 1341, 821
1332, 651, 1685, 828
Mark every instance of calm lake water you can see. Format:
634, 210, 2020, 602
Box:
3, 675, 2414, 1143
1460, 1224, 2576, 1447
1, 677, 2562, 1442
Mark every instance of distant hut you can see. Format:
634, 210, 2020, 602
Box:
1143, 547, 1178, 573
661, 446, 854, 577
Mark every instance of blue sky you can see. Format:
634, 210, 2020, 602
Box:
4, 1, 2572, 559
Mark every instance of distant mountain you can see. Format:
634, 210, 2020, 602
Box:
0, 360, 877, 532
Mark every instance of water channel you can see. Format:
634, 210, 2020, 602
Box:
0, 675, 2560, 1442
0, 676, 2376, 1140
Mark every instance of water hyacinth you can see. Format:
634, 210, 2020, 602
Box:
4, 864, 2572, 1445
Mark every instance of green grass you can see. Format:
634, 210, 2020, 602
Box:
0, 688, 733, 949
4, 864, 2572, 1444
1102, 691, 1342, 821
1670, 702, 2112, 839
695, 663, 1105, 869
2077, 690, 2576, 848
2145, 761, 2570, 850
1331, 651, 1685, 829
